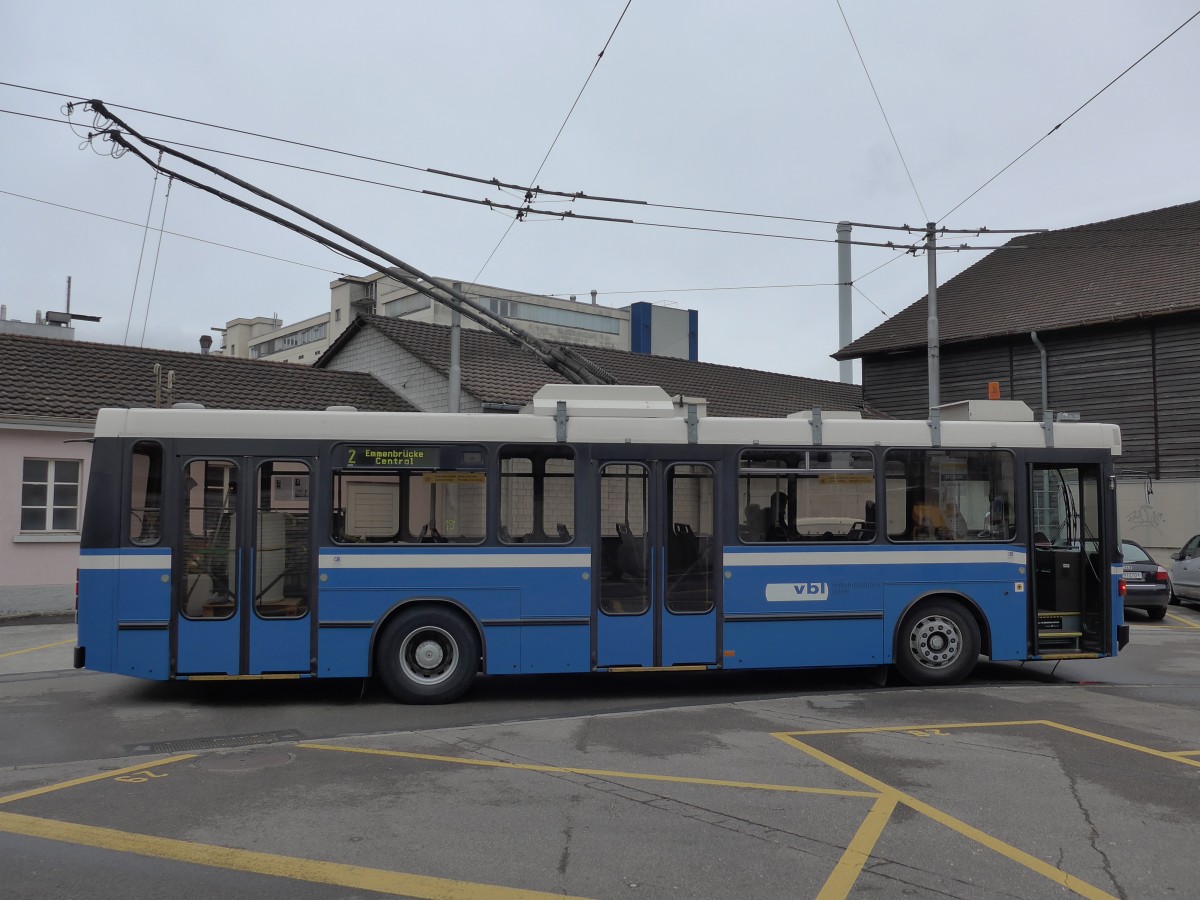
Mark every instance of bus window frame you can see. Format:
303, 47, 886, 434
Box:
497, 443, 577, 546
883, 447, 1017, 544
329, 443, 488, 546
128, 439, 165, 547
737, 447, 877, 545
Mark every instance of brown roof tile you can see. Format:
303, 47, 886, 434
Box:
0, 331, 415, 421
836, 200, 1200, 359
337, 314, 863, 417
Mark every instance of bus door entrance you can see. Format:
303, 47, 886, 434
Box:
174, 457, 314, 676
594, 461, 720, 668
1027, 460, 1114, 656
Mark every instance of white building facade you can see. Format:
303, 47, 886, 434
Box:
220, 274, 698, 364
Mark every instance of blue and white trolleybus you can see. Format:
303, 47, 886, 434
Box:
75, 386, 1129, 702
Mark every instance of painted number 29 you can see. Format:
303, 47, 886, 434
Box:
115, 770, 169, 784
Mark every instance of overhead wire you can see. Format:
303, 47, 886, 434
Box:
939, 7, 1200, 222
122, 150, 165, 344
138, 175, 173, 347
0, 94, 1046, 238
836, 0, 928, 222
851, 284, 891, 318
6, 106, 1196, 255
0, 188, 347, 274
88, 102, 619, 384
0, 86, 924, 231
472, 0, 633, 282
548, 281, 838, 298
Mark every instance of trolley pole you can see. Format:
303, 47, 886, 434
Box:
449, 282, 462, 413
926, 222, 940, 412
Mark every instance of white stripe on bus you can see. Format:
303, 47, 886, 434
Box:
318, 553, 591, 570
724, 549, 1026, 567
78, 554, 172, 570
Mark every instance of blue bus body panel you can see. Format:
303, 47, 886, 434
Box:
248, 614, 311, 673
723, 545, 1028, 668
661, 609, 717, 666
177, 615, 240, 675
317, 546, 592, 677
78, 549, 171, 679
596, 609, 653, 668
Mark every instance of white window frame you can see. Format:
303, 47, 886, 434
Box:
20, 458, 82, 533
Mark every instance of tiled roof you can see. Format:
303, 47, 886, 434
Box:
0, 331, 415, 421
836, 200, 1200, 359
331, 314, 864, 417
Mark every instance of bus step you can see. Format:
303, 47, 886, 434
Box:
1038, 636, 1082, 652
1036, 612, 1081, 632
1037, 652, 1101, 660
1038, 631, 1082, 639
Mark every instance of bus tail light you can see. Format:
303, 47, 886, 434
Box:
1118, 578, 1127, 596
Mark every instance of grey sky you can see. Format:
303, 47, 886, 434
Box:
2, 1, 1197, 382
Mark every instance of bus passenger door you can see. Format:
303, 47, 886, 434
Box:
594, 461, 719, 669
1027, 460, 1115, 656
174, 457, 314, 676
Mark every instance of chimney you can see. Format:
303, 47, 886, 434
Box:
0, 304, 6, 320
590, 290, 597, 305
199, 334, 213, 355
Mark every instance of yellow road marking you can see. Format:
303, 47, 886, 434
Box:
0, 810, 593, 900
299, 743, 878, 798
1164, 611, 1200, 629
0, 755, 196, 806
0, 638, 74, 660
786, 720, 1045, 737
815, 795, 897, 900
1041, 721, 1200, 770
783, 720, 1200, 769
773, 732, 1117, 900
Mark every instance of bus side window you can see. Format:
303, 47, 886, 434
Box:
333, 474, 401, 542
130, 441, 163, 545
499, 447, 575, 544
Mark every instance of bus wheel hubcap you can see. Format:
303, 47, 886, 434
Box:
909, 615, 960, 668
414, 639, 444, 670
400, 627, 456, 684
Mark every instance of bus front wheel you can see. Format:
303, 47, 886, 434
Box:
894, 601, 980, 686
376, 607, 480, 704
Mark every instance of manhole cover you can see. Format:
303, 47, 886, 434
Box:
196, 748, 293, 773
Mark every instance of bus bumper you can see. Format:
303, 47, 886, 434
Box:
1117, 624, 1130, 650
74, 646, 85, 669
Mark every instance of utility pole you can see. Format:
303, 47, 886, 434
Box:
926, 222, 940, 412
836, 222, 853, 384
449, 282, 462, 413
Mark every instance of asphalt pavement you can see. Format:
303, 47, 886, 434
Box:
2, 604, 1199, 899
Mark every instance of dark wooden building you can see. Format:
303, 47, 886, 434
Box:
835, 200, 1200, 481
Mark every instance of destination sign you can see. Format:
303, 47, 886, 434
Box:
342, 446, 441, 468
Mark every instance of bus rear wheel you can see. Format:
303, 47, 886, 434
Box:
376, 607, 480, 704
895, 601, 980, 686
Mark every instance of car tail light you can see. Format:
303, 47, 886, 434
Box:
1118, 578, 1127, 596
1155, 567, 1169, 582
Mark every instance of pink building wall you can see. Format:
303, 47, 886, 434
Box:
1, 427, 92, 590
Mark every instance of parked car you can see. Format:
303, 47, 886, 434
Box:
1168, 534, 1200, 605
1121, 539, 1170, 620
